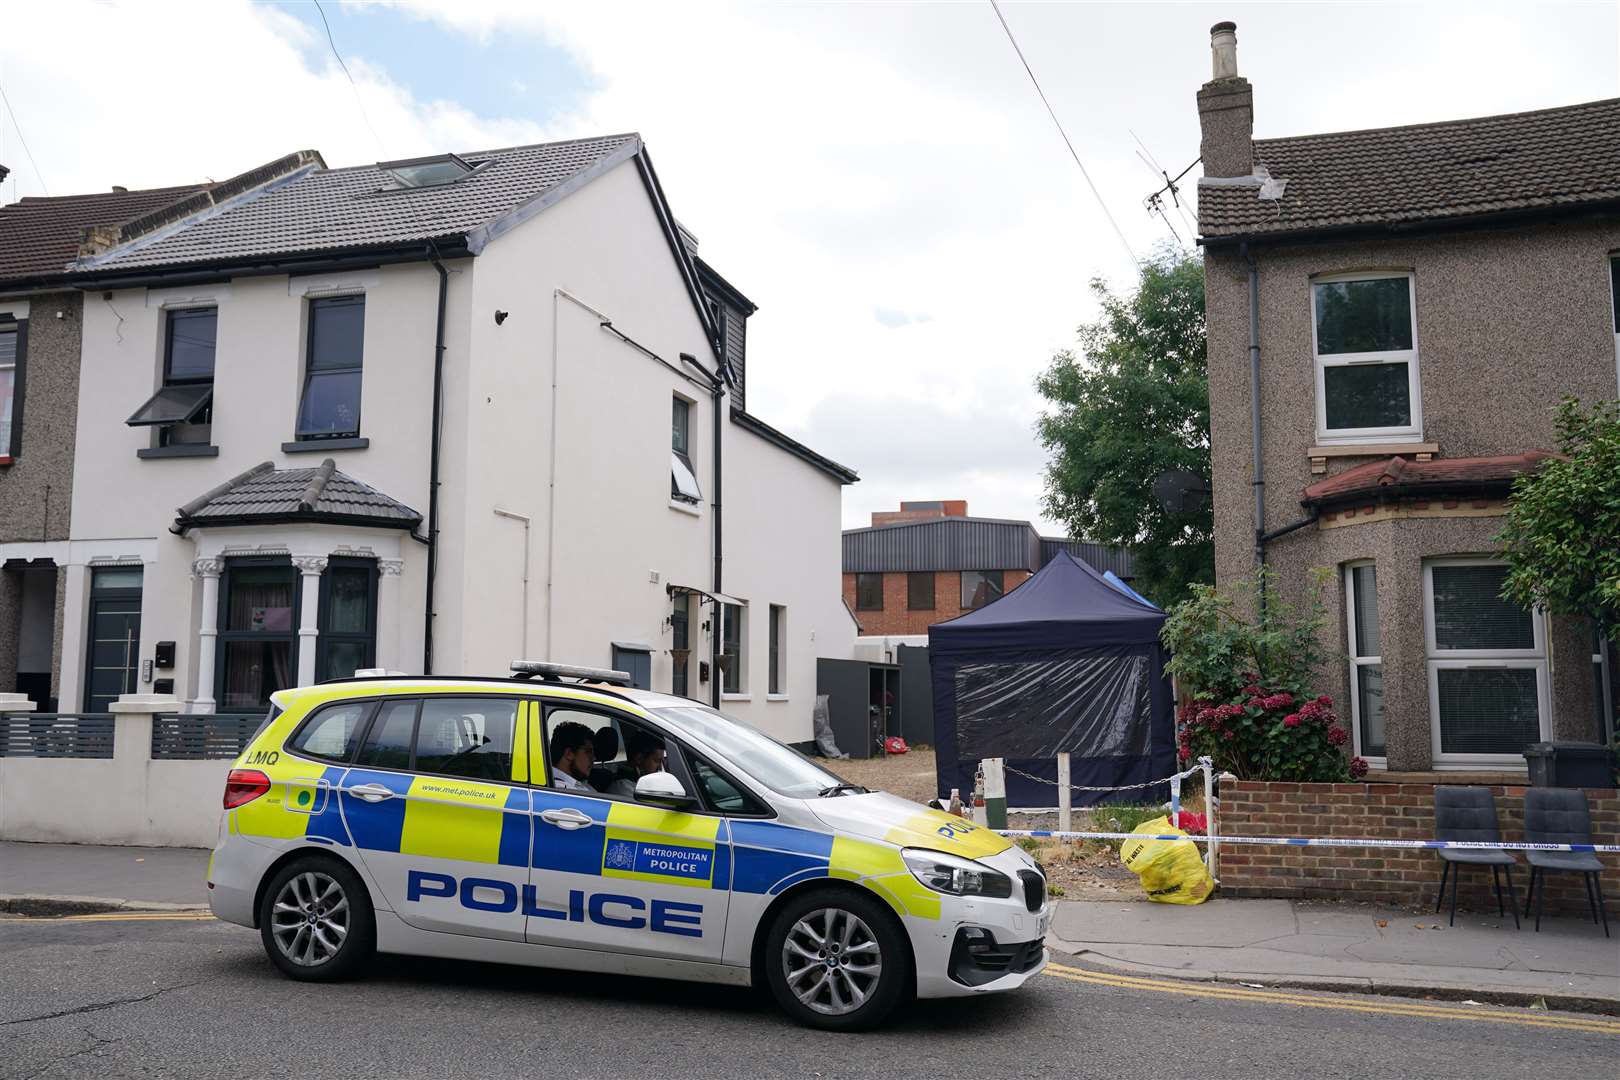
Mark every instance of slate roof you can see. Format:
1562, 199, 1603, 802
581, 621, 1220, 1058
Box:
1299, 451, 1557, 509
0, 183, 207, 284
174, 459, 421, 531
79, 134, 641, 273
1198, 97, 1620, 240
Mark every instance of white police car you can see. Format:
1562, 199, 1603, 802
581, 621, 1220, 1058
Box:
207, 663, 1049, 1030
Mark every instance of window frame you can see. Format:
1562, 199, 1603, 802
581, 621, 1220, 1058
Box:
1343, 561, 1385, 763
214, 556, 301, 711
157, 306, 218, 447
960, 569, 1005, 610
1422, 557, 1550, 768
670, 394, 703, 505
1310, 270, 1423, 445
767, 604, 785, 697
907, 571, 935, 611
0, 316, 28, 460
296, 294, 366, 440
315, 556, 378, 683
855, 573, 883, 611
720, 601, 747, 696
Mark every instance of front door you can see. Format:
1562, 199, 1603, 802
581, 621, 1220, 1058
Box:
84, 567, 142, 712
342, 695, 532, 942
525, 704, 728, 962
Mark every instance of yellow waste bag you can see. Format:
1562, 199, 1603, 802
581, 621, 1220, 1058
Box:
1118, 816, 1214, 905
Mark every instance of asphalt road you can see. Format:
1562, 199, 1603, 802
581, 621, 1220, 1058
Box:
1, 915, 1615, 1080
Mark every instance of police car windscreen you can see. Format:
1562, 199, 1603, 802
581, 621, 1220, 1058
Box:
656, 706, 842, 798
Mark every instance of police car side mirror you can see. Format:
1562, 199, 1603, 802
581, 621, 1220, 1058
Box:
634, 770, 695, 809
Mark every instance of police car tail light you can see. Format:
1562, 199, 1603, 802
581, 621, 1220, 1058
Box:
223, 769, 271, 809
901, 848, 1013, 898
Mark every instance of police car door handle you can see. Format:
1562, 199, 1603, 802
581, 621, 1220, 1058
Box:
347, 783, 395, 803
540, 807, 593, 830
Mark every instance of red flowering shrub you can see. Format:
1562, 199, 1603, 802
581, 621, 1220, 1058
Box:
1165, 568, 1359, 782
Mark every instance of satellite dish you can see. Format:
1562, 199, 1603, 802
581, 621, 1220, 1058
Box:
1152, 469, 1212, 515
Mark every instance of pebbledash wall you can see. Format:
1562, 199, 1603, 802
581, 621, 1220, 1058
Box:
1218, 780, 1618, 917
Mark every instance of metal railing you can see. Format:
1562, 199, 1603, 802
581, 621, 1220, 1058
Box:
150, 714, 262, 760
0, 714, 116, 758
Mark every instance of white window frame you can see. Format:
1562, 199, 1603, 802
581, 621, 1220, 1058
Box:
1310, 270, 1423, 445
767, 603, 787, 700
1423, 557, 1550, 769
720, 601, 748, 700
1343, 561, 1385, 768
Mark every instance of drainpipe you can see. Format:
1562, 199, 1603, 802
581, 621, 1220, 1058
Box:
707, 364, 725, 709
424, 246, 450, 674
1244, 241, 1266, 613
492, 507, 532, 658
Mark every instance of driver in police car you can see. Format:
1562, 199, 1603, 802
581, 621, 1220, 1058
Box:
549, 721, 596, 792
607, 730, 667, 798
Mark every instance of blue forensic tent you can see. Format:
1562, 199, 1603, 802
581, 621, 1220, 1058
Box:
928, 551, 1174, 808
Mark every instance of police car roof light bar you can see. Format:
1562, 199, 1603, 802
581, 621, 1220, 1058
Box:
510, 660, 634, 686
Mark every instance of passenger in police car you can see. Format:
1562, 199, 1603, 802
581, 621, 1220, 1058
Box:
549, 721, 596, 792
607, 730, 667, 797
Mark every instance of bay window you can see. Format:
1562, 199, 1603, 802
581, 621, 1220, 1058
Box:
217, 559, 299, 710
1312, 272, 1422, 442
1424, 559, 1548, 765
316, 557, 377, 682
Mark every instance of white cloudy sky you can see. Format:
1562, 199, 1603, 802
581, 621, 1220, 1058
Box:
2, 1, 1615, 533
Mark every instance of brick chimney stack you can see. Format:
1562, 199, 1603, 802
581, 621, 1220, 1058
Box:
1197, 20, 1254, 178
871, 500, 968, 527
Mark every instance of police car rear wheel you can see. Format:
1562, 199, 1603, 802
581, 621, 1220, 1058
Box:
259, 856, 374, 981
764, 889, 910, 1031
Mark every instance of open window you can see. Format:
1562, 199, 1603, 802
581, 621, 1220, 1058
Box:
127, 307, 216, 446
671, 395, 702, 504
380, 153, 484, 190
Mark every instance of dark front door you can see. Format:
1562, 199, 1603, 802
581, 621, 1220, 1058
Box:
84, 567, 143, 712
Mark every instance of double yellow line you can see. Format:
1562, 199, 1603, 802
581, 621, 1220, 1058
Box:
1043, 961, 1620, 1035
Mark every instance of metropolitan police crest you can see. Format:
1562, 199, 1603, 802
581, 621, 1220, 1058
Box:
604, 840, 636, 870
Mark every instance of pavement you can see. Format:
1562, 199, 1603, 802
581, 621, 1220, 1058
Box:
3, 840, 1617, 1012
1051, 896, 1620, 1011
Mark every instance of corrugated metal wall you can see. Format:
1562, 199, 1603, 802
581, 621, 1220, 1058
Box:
841, 518, 1135, 578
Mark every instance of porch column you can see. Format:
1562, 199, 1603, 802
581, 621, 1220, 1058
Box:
377, 559, 404, 673
192, 558, 224, 712
293, 556, 327, 687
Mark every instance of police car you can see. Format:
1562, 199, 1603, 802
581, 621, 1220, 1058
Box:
207, 662, 1049, 1030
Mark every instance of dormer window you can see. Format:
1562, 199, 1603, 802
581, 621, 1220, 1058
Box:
380, 153, 481, 189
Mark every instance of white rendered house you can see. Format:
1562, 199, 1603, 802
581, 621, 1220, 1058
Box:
54, 137, 856, 743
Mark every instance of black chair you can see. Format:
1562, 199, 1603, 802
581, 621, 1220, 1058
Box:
1522, 788, 1610, 937
1432, 786, 1519, 928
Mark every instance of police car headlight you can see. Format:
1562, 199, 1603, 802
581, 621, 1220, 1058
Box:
901, 848, 1013, 898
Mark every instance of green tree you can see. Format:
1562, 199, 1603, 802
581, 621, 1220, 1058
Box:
1497, 397, 1620, 638
1035, 249, 1211, 607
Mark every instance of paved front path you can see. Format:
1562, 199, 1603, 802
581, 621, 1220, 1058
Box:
1052, 897, 1620, 1006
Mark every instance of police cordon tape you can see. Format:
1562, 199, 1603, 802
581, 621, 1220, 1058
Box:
996, 829, 1620, 854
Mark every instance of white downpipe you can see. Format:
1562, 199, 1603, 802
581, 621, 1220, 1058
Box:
492, 507, 532, 658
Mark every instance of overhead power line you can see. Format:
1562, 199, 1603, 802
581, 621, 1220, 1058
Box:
987, 0, 1138, 269
314, 0, 386, 157
0, 80, 49, 195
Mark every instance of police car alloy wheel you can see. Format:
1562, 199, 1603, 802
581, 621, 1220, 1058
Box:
764, 888, 910, 1031
258, 856, 374, 981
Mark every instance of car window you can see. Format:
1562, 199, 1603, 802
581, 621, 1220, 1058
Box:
687, 753, 769, 815
414, 698, 517, 781
288, 701, 370, 763
356, 699, 417, 770
655, 704, 845, 798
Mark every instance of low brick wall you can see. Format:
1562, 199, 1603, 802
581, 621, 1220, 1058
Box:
1217, 781, 1618, 918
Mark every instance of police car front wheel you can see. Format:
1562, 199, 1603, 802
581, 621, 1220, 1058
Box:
259, 856, 375, 981
763, 888, 910, 1031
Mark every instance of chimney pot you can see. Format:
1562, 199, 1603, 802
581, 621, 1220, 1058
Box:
1210, 21, 1239, 80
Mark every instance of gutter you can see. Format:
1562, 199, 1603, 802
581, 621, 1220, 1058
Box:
62, 239, 474, 293
424, 244, 450, 675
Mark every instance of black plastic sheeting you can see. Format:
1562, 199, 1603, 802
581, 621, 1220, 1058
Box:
954, 650, 1150, 761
